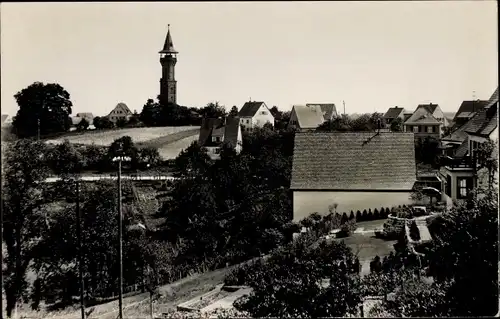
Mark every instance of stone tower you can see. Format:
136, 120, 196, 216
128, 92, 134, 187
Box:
159, 25, 178, 105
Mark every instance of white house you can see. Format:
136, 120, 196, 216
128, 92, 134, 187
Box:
439, 86, 498, 205
288, 104, 337, 131
290, 132, 417, 222
237, 101, 274, 132
107, 102, 133, 123
198, 117, 243, 160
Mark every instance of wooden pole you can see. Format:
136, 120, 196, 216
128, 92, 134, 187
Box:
76, 180, 86, 319
118, 160, 124, 319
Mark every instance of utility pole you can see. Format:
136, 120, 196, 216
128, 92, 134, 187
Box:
343, 100, 346, 116
112, 156, 131, 319
76, 180, 86, 319
118, 159, 123, 319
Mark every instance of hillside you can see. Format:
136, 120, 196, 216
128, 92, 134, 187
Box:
44, 126, 199, 146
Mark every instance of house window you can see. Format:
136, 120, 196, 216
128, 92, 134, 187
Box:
413, 126, 419, 133
215, 148, 221, 154
445, 175, 452, 197
432, 126, 437, 133
427, 126, 433, 133
261, 111, 267, 115
246, 119, 250, 124
212, 136, 221, 143
457, 177, 473, 199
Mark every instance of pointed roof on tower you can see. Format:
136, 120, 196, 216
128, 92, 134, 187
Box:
159, 24, 178, 54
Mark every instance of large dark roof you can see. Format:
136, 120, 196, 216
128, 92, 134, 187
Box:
291, 132, 417, 190
486, 87, 499, 108
306, 104, 337, 121
198, 117, 240, 147
464, 104, 498, 137
453, 100, 488, 121
238, 102, 267, 117
383, 107, 405, 119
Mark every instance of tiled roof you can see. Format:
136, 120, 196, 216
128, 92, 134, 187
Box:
306, 104, 338, 121
418, 103, 439, 114
486, 87, 499, 108
293, 105, 326, 129
404, 105, 440, 125
238, 102, 266, 117
291, 132, 417, 190
198, 117, 240, 147
464, 104, 498, 136
76, 112, 94, 118
453, 100, 488, 120
383, 107, 405, 119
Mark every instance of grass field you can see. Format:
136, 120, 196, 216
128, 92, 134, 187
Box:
157, 134, 199, 160
44, 126, 199, 146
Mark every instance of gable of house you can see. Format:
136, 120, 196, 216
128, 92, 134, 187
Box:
404, 105, 441, 125
238, 102, 266, 118
383, 107, 405, 120
291, 132, 417, 191
198, 118, 224, 146
291, 105, 326, 129
109, 102, 132, 117
198, 117, 241, 148
306, 104, 337, 121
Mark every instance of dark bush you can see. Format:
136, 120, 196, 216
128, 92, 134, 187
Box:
356, 210, 362, 221
362, 209, 368, 221
369, 255, 382, 273
367, 209, 373, 221
341, 212, 348, 224
349, 211, 355, 220
336, 219, 357, 238
409, 220, 420, 241
374, 208, 380, 220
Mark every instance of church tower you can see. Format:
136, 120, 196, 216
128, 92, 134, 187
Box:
159, 25, 178, 105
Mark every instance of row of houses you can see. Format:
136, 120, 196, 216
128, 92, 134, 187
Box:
196, 88, 498, 222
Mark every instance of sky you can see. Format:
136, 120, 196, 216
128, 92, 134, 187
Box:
1, 1, 498, 117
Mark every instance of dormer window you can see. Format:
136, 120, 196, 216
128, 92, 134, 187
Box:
212, 136, 221, 143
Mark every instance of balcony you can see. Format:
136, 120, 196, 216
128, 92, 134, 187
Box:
441, 155, 475, 170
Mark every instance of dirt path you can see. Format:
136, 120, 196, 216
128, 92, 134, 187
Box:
137, 128, 199, 149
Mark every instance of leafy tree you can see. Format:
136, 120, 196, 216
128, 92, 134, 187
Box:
425, 188, 498, 316
76, 118, 90, 131
317, 114, 353, 132
2, 140, 51, 317
234, 239, 361, 317
138, 146, 162, 169
140, 99, 162, 127
199, 102, 226, 119
47, 140, 84, 177
12, 82, 73, 138
228, 105, 239, 117
107, 136, 139, 169
116, 117, 128, 128
415, 136, 440, 167
174, 141, 212, 177
93, 116, 114, 129
390, 117, 403, 132
126, 110, 142, 127
80, 144, 107, 172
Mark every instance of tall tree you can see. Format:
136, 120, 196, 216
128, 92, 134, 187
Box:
199, 102, 227, 119
47, 140, 84, 178
140, 99, 162, 127
2, 140, 51, 317
12, 82, 73, 138
390, 117, 404, 132
228, 106, 239, 117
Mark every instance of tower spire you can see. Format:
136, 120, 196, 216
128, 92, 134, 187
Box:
160, 24, 178, 54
